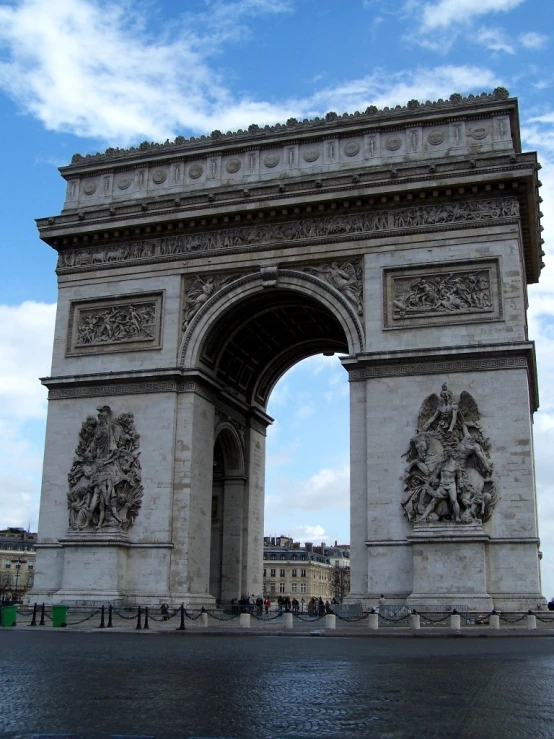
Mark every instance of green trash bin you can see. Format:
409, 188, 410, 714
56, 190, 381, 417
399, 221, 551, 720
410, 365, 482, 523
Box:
52, 605, 69, 627
0, 605, 17, 627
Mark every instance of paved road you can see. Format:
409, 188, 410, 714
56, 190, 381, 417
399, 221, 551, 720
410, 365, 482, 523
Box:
1, 632, 553, 739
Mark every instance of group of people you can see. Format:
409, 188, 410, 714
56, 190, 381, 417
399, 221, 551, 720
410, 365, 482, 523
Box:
229, 595, 336, 616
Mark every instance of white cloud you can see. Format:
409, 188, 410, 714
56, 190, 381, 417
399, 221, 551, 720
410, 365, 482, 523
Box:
417, 0, 525, 32
266, 463, 350, 516
0, 302, 56, 530
474, 27, 515, 54
519, 31, 549, 50
0, 1, 503, 145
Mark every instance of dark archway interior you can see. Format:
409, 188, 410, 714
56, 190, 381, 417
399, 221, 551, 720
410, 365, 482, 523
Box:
201, 289, 349, 407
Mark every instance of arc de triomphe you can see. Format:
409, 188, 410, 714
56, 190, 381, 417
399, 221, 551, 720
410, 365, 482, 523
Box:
32, 89, 545, 610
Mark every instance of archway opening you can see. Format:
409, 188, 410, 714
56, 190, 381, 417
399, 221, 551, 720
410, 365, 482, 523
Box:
199, 284, 354, 604
263, 354, 351, 605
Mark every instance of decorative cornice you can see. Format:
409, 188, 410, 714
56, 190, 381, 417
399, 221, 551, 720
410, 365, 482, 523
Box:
65, 89, 511, 168
343, 341, 539, 411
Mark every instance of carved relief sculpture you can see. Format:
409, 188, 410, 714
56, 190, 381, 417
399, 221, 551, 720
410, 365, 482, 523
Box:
393, 269, 492, 319
67, 293, 163, 355
67, 406, 143, 532
182, 274, 238, 330
304, 260, 363, 315
57, 197, 520, 272
402, 384, 496, 525
76, 303, 156, 346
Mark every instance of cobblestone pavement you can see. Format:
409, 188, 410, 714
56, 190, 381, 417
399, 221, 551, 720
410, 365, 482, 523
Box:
1, 632, 554, 739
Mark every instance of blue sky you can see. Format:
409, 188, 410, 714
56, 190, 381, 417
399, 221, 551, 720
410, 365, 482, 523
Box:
1, 0, 554, 597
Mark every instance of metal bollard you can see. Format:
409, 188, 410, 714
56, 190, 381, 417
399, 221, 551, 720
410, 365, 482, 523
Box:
325, 614, 336, 630
143, 606, 149, 630
450, 610, 461, 631
177, 603, 186, 631
239, 613, 251, 628
199, 612, 208, 627
410, 612, 421, 630
99, 605, 106, 629
526, 611, 537, 630
107, 604, 113, 628
283, 612, 293, 629
368, 611, 379, 630
136, 606, 142, 630
489, 610, 500, 629
39, 603, 46, 626
30, 603, 38, 627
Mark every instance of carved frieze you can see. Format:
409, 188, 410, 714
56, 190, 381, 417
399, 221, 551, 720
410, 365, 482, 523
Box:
402, 384, 497, 525
67, 406, 143, 532
67, 293, 163, 355
56, 197, 520, 273
383, 260, 501, 329
302, 260, 363, 315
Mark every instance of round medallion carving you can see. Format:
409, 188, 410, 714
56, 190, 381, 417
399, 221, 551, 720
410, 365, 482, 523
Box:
83, 181, 97, 195
470, 126, 489, 140
427, 130, 446, 146
225, 158, 241, 173
302, 149, 320, 163
188, 164, 204, 179
344, 141, 361, 157
117, 178, 132, 190
264, 153, 280, 168
152, 169, 167, 184
385, 136, 402, 151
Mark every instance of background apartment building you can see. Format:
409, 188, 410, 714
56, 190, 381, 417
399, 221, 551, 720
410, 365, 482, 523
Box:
0, 528, 37, 603
263, 535, 350, 605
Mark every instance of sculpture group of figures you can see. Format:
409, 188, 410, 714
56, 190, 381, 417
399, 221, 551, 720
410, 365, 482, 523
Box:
402, 384, 497, 525
393, 270, 492, 318
67, 406, 143, 531
76, 303, 156, 346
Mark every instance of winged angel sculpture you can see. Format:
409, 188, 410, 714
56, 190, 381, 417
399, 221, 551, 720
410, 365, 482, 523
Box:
402, 384, 496, 525
67, 406, 143, 532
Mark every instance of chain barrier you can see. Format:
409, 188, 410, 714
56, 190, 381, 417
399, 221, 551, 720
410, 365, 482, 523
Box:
534, 614, 554, 623
113, 608, 139, 620
498, 613, 528, 624
206, 610, 240, 621
378, 613, 411, 624
295, 613, 324, 622
183, 609, 203, 621
252, 611, 285, 621
16, 608, 35, 616
419, 613, 452, 624
66, 609, 101, 626
334, 612, 368, 622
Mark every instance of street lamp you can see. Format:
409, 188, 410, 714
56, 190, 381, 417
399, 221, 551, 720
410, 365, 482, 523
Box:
13, 559, 24, 603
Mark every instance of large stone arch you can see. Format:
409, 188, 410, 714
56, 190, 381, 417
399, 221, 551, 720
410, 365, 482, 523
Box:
32, 90, 546, 611
180, 268, 363, 407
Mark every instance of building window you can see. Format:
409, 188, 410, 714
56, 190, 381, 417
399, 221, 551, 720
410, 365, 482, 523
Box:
280, 569, 285, 577
291, 569, 297, 578
27, 564, 34, 570
300, 583, 307, 593
263, 569, 266, 577
279, 583, 285, 593
270, 569, 276, 577
300, 569, 306, 577
270, 583, 276, 593
280, 555, 286, 560
5, 561, 10, 568
291, 582, 298, 593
